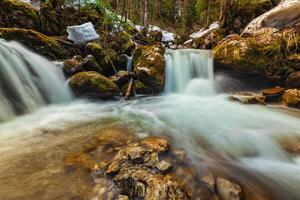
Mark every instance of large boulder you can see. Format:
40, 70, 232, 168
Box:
0, 28, 73, 60
133, 45, 165, 93
69, 71, 119, 99
213, 22, 300, 84
243, 0, 300, 35
0, 0, 40, 30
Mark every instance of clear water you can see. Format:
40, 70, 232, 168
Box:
0, 48, 300, 199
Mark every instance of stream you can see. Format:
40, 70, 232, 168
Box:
0, 41, 300, 199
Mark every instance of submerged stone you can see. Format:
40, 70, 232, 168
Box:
216, 178, 243, 200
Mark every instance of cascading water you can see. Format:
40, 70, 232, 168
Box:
0, 40, 72, 122
164, 49, 215, 95
1, 48, 300, 199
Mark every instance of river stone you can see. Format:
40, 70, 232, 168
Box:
285, 71, 300, 88
69, 71, 120, 99
216, 178, 243, 200
262, 87, 285, 98
156, 160, 172, 173
63, 57, 83, 76
141, 137, 169, 152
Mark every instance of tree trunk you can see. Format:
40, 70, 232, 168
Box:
219, 0, 232, 27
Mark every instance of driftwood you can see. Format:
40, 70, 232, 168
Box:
125, 78, 135, 100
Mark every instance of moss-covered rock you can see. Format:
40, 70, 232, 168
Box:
0, 28, 72, 60
0, 0, 40, 30
133, 45, 165, 93
109, 31, 135, 55
85, 42, 117, 76
213, 22, 300, 84
63, 56, 84, 76
69, 71, 119, 99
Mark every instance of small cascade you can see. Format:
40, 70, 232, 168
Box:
164, 49, 215, 95
0, 40, 72, 122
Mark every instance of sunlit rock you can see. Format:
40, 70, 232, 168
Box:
133, 45, 165, 93
243, 0, 300, 34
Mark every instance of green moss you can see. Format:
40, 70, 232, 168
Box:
133, 45, 165, 93
214, 22, 300, 83
0, 28, 71, 60
69, 71, 119, 99
0, 0, 40, 30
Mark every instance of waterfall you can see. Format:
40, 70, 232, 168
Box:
0, 39, 72, 122
164, 49, 215, 95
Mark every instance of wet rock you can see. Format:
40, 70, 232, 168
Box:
156, 160, 172, 173
141, 137, 169, 152
0, 0, 39, 30
133, 45, 165, 93
172, 148, 187, 162
113, 70, 130, 87
69, 71, 120, 99
229, 94, 266, 105
0, 28, 72, 60
144, 152, 159, 167
63, 57, 83, 76
285, 71, 300, 89
202, 174, 216, 193
145, 175, 189, 200
126, 146, 146, 163
262, 87, 285, 98
216, 178, 243, 200
106, 160, 121, 175
281, 89, 300, 107
81, 55, 102, 73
